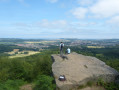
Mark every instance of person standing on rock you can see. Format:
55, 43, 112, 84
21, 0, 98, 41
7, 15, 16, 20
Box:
60, 42, 64, 57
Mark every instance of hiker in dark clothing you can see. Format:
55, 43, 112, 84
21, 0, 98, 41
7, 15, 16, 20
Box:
60, 42, 64, 56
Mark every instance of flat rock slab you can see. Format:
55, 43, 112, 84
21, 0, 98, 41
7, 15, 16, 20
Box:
51, 52, 119, 90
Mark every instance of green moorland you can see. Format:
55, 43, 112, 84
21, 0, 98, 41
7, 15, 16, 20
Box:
0, 48, 59, 90
1, 43, 119, 90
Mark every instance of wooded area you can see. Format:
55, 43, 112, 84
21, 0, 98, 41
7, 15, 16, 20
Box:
0, 44, 119, 90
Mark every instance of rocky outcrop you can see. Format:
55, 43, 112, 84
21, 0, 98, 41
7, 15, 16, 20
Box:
51, 52, 119, 90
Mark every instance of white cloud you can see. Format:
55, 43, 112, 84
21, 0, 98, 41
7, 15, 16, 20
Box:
5, 20, 112, 39
35, 19, 68, 30
12, 20, 100, 35
70, 22, 97, 27
107, 16, 119, 25
46, 0, 58, 3
71, 0, 119, 20
13, 20, 98, 32
71, 7, 88, 19
90, 0, 119, 18
12, 20, 68, 33
13, 22, 29, 27
77, 0, 95, 6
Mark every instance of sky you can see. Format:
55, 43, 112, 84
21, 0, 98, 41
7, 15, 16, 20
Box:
0, 0, 119, 39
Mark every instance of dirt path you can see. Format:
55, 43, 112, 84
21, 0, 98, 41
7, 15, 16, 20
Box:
20, 84, 32, 90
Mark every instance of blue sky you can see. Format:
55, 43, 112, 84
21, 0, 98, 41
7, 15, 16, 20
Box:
0, 0, 119, 39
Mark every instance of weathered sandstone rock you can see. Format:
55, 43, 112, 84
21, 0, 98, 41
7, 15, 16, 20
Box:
51, 52, 119, 90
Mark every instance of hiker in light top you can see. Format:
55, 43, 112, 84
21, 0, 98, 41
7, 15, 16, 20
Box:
60, 42, 64, 56
67, 48, 71, 54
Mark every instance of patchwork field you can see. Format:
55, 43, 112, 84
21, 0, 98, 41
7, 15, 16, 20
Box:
8, 51, 40, 58
25, 41, 56, 44
87, 46, 104, 48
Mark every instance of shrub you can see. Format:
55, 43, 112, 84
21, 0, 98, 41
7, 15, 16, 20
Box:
24, 52, 29, 54
34, 75, 56, 90
86, 81, 94, 87
97, 78, 105, 86
0, 79, 26, 90
9, 59, 33, 81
